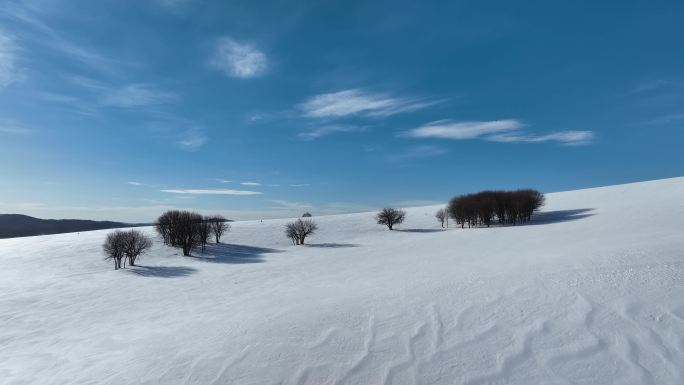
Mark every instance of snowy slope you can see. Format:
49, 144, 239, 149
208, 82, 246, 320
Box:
1, 177, 684, 385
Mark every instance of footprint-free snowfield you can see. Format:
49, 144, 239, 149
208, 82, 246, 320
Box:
1, 177, 684, 384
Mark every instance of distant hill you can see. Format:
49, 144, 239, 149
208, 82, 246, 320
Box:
0, 214, 148, 239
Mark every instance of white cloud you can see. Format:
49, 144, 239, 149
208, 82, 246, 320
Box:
297, 125, 366, 140
215, 179, 232, 183
210, 37, 267, 79
0, 30, 20, 87
386, 145, 448, 162
403, 119, 594, 146
403, 119, 522, 139
299, 89, 435, 118
176, 127, 207, 150
103, 84, 178, 108
487, 130, 595, 146
161, 189, 262, 196
126, 181, 145, 186
240, 182, 261, 186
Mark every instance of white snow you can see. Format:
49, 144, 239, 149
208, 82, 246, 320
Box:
1, 177, 684, 384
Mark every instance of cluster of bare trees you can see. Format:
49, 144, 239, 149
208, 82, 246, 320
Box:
155, 211, 230, 256
447, 189, 545, 228
103, 230, 153, 270
376, 207, 406, 230
285, 218, 318, 245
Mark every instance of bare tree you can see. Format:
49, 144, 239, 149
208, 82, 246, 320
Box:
284, 218, 318, 245
208, 215, 230, 243
435, 208, 446, 228
103, 230, 126, 269
155, 210, 203, 256
285, 222, 299, 245
197, 217, 211, 252
302, 212, 312, 217
123, 230, 153, 266
376, 207, 406, 230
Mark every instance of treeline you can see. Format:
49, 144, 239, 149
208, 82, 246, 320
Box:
447, 189, 545, 228
155, 210, 230, 256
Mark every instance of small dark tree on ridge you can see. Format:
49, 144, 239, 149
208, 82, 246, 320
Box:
376, 207, 406, 230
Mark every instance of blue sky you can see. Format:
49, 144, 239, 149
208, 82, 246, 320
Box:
1, 0, 683, 222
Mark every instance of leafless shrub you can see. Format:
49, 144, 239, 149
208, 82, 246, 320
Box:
207, 215, 230, 243
122, 230, 153, 266
103, 230, 152, 269
103, 230, 126, 270
376, 207, 406, 230
197, 217, 211, 253
155, 210, 203, 256
284, 218, 318, 245
435, 208, 446, 228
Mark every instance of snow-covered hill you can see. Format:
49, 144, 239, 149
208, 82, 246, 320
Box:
1, 177, 684, 384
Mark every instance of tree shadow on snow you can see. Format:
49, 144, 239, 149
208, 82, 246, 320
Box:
305, 243, 359, 248
126, 265, 197, 278
396, 229, 446, 233
188, 243, 281, 264
529, 208, 595, 225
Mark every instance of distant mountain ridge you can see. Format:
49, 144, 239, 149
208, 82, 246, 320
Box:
0, 214, 148, 239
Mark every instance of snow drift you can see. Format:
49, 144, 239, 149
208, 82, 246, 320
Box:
1, 177, 683, 384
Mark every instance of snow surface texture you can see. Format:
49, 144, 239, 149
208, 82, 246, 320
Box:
1, 177, 684, 385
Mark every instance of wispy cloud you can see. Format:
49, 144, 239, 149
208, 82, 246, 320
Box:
488, 130, 594, 145
403, 119, 522, 139
210, 37, 267, 79
161, 189, 262, 195
299, 89, 436, 118
297, 124, 366, 140
175, 127, 207, 150
1, 2, 135, 75
267, 199, 314, 211
403, 119, 594, 146
0, 120, 32, 135
0, 29, 21, 87
102, 83, 178, 108
386, 145, 447, 162
630, 79, 671, 94
156, 0, 190, 9
240, 182, 261, 186
215, 178, 232, 183
644, 113, 684, 125
126, 181, 163, 187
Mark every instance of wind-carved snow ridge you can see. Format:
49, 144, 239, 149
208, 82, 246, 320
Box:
1, 177, 684, 384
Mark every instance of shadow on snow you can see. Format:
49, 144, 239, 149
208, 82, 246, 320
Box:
529, 208, 595, 225
126, 265, 197, 278
305, 243, 359, 248
189, 243, 281, 264
396, 229, 446, 233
